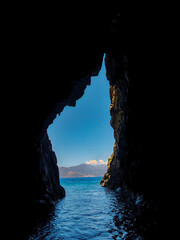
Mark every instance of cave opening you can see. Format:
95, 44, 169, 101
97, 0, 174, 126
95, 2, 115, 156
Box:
30, 55, 139, 239
13, 6, 179, 238
47, 55, 114, 182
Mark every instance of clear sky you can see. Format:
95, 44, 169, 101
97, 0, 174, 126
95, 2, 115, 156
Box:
47, 56, 114, 167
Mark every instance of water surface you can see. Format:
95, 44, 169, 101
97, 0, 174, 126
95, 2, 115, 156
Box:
28, 177, 145, 239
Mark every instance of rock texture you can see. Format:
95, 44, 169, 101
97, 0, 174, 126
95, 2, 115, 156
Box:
101, 83, 128, 188
33, 131, 65, 203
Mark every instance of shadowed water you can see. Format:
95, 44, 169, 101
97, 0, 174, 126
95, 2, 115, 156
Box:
27, 177, 150, 239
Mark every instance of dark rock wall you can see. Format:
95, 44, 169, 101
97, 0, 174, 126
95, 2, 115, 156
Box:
101, 8, 179, 201
33, 131, 65, 203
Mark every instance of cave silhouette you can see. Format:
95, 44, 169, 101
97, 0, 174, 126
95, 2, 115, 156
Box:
10, 5, 179, 239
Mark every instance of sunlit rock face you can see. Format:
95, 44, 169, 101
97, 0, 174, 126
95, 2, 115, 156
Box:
101, 77, 128, 188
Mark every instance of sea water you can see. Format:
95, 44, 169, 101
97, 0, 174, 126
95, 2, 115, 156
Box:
28, 177, 145, 239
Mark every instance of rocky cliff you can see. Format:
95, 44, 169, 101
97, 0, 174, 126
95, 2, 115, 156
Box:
101, 79, 128, 188
33, 131, 65, 203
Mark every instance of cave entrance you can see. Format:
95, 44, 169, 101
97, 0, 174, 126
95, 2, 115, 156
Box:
47, 56, 114, 180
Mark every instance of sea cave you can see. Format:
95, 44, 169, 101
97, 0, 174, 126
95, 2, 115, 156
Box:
12, 5, 179, 239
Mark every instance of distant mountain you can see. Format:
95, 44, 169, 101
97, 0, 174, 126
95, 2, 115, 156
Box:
59, 163, 107, 178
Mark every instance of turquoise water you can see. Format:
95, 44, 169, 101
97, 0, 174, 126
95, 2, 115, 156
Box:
28, 177, 145, 239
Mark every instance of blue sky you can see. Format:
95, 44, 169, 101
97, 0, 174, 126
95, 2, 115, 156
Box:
48, 56, 114, 167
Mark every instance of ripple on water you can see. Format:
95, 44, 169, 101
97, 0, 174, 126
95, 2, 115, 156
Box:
27, 177, 146, 240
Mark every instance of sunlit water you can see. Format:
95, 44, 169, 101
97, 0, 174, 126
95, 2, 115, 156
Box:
28, 177, 145, 240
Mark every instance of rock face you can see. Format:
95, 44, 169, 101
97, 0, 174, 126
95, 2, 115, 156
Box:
10, 5, 179, 238
33, 131, 65, 203
101, 80, 128, 188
